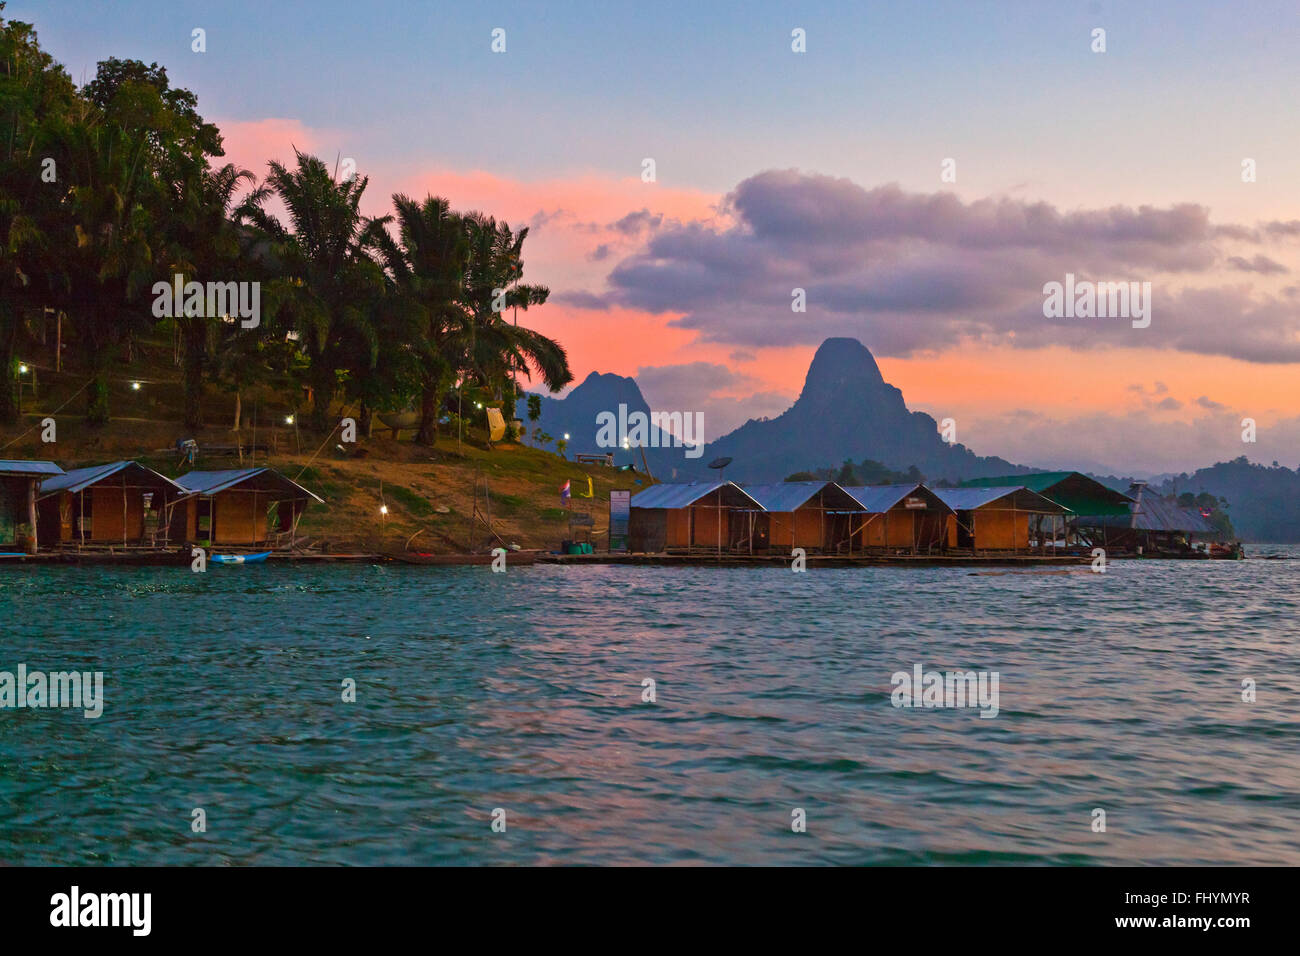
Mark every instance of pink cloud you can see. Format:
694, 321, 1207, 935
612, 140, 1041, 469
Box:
216, 117, 337, 177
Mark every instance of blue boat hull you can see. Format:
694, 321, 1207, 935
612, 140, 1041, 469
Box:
210, 552, 272, 565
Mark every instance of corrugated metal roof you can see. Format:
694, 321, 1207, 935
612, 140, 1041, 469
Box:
1133, 497, 1213, 533
174, 469, 264, 495
843, 483, 957, 515
631, 481, 763, 510
841, 483, 924, 513
742, 481, 833, 512
1080, 485, 1215, 533
0, 459, 64, 477
935, 486, 1070, 513
935, 486, 1025, 510
39, 461, 182, 497
174, 468, 324, 503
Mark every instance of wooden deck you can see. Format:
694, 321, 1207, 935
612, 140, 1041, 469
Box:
0, 548, 1245, 569
537, 551, 1094, 568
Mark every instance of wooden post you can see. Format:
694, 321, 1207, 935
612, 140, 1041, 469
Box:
27, 479, 37, 554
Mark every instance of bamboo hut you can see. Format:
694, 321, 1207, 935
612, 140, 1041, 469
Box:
934, 486, 1069, 552
1075, 482, 1215, 553
0, 460, 64, 553
171, 468, 323, 547
37, 461, 183, 547
628, 481, 764, 554
961, 471, 1133, 546
739, 481, 867, 553
840, 483, 955, 554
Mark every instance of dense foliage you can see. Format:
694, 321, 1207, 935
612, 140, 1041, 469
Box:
0, 7, 570, 435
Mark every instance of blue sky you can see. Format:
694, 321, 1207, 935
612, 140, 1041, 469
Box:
13, 0, 1300, 473
21, 1, 1298, 212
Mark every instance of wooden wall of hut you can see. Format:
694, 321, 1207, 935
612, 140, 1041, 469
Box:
689, 499, 727, 548
764, 512, 812, 550
970, 509, 1029, 550
665, 508, 691, 548
213, 490, 271, 544
792, 508, 823, 549
87, 486, 145, 541
851, 508, 949, 552
628, 508, 668, 552
859, 510, 917, 548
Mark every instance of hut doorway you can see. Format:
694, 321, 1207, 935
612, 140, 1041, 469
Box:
955, 511, 975, 549
196, 497, 214, 543
915, 511, 948, 552
826, 513, 856, 553
0, 481, 15, 542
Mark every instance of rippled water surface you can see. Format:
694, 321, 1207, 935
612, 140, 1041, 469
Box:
2, 548, 1299, 865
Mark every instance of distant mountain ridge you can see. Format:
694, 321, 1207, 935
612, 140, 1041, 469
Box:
515, 371, 703, 479
520, 337, 1029, 482
518, 337, 1300, 540
700, 337, 1024, 482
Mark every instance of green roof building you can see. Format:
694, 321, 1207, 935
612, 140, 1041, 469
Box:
960, 472, 1134, 518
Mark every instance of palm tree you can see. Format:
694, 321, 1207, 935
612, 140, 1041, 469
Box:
164, 161, 255, 429
237, 150, 389, 431
459, 213, 571, 413
339, 275, 422, 438
375, 195, 472, 444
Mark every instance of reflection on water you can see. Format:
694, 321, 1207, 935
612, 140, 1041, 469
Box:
1, 549, 1298, 865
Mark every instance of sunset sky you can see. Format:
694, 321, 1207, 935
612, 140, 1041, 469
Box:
24, 0, 1300, 475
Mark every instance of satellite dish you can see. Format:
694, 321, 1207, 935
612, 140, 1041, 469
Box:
707, 457, 732, 470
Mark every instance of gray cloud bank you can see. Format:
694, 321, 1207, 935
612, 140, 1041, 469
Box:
585, 169, 1300, 363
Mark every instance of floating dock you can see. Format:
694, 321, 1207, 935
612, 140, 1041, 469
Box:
537, 551, 1093, 568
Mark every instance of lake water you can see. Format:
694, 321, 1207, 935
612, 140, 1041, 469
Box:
2, 548, 1298, 865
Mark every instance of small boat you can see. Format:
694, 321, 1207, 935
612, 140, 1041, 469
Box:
1209, 542, 1245, 560
210, 551, 272, 565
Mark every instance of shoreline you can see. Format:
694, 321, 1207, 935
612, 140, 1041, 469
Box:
0, 549, 1266, 568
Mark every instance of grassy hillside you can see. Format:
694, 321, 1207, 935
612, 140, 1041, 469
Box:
2, 335, 637, 553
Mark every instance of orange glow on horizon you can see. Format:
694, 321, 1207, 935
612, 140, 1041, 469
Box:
217, 117, 1300, 431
